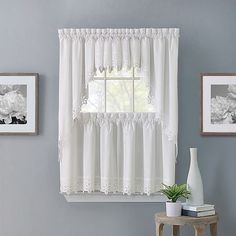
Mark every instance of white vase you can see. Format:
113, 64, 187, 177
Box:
186, 148, 204, 206
166, 201, 182, 217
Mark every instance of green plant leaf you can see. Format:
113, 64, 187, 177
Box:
160, 183, 191, 202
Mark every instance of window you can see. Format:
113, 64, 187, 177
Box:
81, 68, 155, 113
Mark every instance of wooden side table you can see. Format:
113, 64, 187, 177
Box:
155, 212, 218, 236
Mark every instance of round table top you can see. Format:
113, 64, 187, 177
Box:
155, 212, 218, 226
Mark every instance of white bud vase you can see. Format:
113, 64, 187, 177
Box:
186, 148, 204, 206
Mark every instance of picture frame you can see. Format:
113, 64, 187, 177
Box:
201, 73, 236, 135
0, 73, 38, 135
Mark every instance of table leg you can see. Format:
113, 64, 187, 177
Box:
171, 225, 180, 236
210, 223, 217, 236
194, 224, 205, 236
156, 223, 164, 236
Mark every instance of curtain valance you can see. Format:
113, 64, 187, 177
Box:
59, 29, 179, 86
58, 28, 179, 38
58, 28, 179, 196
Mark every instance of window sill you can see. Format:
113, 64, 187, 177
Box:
64, 193, 167, 202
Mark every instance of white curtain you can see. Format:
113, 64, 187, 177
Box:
58, 28, 179, 195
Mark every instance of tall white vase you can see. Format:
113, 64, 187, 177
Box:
186, 148, 204, 206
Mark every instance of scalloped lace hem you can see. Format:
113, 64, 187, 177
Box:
60, 178, 162, 196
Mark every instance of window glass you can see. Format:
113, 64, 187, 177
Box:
81, 69, 155, 113
106, 80, 133, 112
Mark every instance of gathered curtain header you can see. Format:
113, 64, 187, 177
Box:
58, 28, 179, 39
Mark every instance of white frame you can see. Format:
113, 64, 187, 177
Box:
201, 73, 236, 135
0, 73, 38, 135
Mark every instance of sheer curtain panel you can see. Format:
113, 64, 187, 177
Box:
58, 28, 179, 196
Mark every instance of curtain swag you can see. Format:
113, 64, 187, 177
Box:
59, 28, 179, 195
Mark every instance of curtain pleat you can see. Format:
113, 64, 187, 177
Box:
122, 37, 131, 70
100, 120, 117, 193
95, 37, 104, 72
83, 119, 97, 192
85, 37, 95, 86
143, 120, 156, 193
153, 36, 165, 121
141, 37, 151, 86
58, 35, 73, 159
123, 119, 136, 194
131, 37, 141, 68
58, 28, 179, 195
112, 37, 122, 70
104, 37, 112, 72
72, 38, 84, 119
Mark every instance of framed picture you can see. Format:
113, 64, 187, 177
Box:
0, 73, 38, 135
201, 73, 236, 135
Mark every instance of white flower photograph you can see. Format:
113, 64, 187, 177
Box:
0, 85, 27, 125
0, 74, 38, 134
211, 85, 236, 124
202, 74, 236, 135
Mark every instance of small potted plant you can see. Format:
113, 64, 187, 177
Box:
160, 183, 191, 217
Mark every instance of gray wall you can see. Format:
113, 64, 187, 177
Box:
0, 0, 235, 235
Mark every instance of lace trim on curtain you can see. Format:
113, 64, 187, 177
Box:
60, 177, 162, 196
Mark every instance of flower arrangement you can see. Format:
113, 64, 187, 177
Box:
0, 85, 27, 124
211, 85, 236, 124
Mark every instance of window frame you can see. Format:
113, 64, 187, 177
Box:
94, 68, 138, 113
